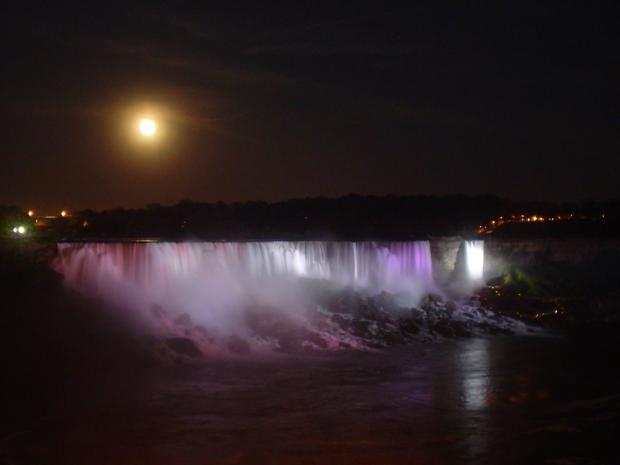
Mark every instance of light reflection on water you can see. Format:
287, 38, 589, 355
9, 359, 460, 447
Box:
460, 338, 490, 411
4, 336, 620, 465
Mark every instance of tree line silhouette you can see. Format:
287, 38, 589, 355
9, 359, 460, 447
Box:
72, 195, 620, 240
2, 195, 618, 241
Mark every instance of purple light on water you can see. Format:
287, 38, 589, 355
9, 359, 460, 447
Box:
55, 241, 433, 290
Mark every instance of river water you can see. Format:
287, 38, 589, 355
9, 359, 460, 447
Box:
4, 333, 619, 465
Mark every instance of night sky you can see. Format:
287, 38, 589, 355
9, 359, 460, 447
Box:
2, 2, 618, 212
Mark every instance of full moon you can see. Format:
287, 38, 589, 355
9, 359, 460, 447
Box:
138, 118, 157, 137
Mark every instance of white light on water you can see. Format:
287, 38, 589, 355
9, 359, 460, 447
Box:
461, 339, 490, 410
465, 240, 484, 280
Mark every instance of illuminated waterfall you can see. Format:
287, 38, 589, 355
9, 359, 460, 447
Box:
54, 241, 434, 316
55, 241, 433, 286
464, 240, 484, 281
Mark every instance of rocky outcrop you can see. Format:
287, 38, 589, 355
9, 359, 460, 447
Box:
430, 237, 620, 283
147, 289, 537, 362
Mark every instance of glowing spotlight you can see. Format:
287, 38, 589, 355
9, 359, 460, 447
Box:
12, 225, 26, 235
28, 210, 34, 217
60, 210, 68, 217
138, 118, 157, 137
465, 240, 484, 281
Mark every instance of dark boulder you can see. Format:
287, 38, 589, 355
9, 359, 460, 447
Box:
165, 337, 202, 358
227, 335, 251, 355
174, 313, 193, 327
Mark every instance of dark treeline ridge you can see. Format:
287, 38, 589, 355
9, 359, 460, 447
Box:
2, 195, 619, 241
67, 195, 620, 240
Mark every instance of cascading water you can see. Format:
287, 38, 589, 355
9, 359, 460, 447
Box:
464, 240, 484, 281
52, 240, 508, 356
54, 241, 434, 296
53, 241, 433, 344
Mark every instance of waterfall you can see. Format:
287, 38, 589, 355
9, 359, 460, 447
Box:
54, 241, 434, 297
464, 240, 484, 281
51, 240, 497, 353
52, 241, 434, 336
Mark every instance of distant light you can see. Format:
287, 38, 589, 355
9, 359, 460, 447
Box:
28, 210, 34, 217
60, 210, 68, 217
138, 118, 157, 137
17, 226, 26, 234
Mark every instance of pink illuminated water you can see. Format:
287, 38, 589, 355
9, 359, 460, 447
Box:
54, 241, 433, 295
53, 241, 434, 340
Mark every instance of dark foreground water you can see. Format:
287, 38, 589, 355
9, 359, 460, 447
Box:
3, 334, 620, 465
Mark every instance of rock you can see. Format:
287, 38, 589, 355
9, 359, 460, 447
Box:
351, 319, 371, 337
193, 325, 210, 339
475, 322, 513, 335
245, 306, 292, 337
421, 293, 444, 310
277, 330, 302, 352
227, 335, 251, 355
357, 303, 391, 322
370, 291, 398, 312
398, 318, 420, 335
164, 337, 202, 358
157, 287, 534, 354
326, 287, 364, 314
430, 321, 470, 338
381, 329, 405, 345
150, 304, 167, 319
410, 308, 425, 320
331, 313, 353, 330
174, 313, 193, 327
302, 329, 329, 349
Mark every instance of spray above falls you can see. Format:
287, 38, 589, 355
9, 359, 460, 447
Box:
52, 240, 500, 355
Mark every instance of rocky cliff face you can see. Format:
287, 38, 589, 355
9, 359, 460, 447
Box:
430, 237, 620, 283
429, 238, 462, 284
484, 238, 620, 279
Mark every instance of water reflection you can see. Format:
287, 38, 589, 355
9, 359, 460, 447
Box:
460, 338, 491, 410
4, 336, 620, 464
457, 339, 492, 461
